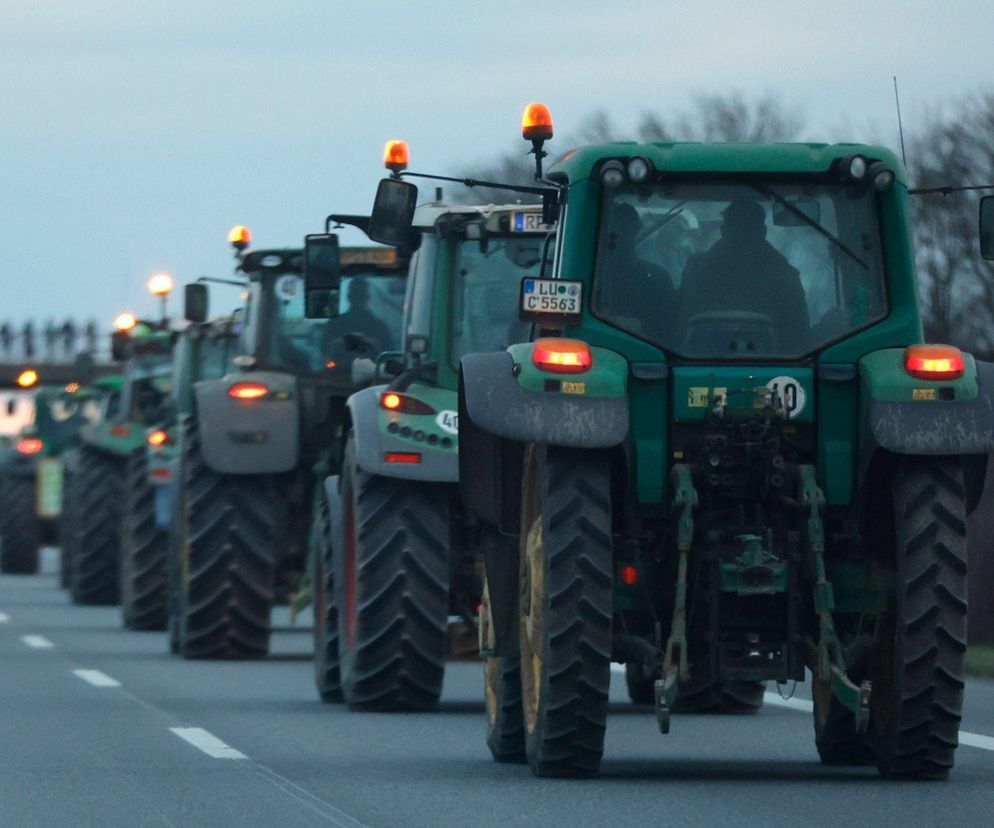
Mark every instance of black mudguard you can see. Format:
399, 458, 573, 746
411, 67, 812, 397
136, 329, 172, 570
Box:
865, 359, 994, 514
460, 352, 628, 449
194, 371, 300, 474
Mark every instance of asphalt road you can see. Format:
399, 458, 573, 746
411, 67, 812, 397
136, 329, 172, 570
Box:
2, 549, 994, 828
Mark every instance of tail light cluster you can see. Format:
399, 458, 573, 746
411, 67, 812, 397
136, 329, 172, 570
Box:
16, 438, 43, 455
380, 392, 436, 415
903, 345, 965, 381
147, 430, 170, 448
228, 382, 269, 400
532, 338, 592, 374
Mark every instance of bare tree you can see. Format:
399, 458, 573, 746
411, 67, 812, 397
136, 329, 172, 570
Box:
908, 93, 994, 355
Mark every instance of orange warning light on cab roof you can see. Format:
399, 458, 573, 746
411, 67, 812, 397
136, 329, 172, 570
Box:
383, 140, 409, 173
228, 225, 252, 250
521, 102, 553, 142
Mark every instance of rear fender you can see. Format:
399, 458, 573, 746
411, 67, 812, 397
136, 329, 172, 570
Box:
346, 385, 458, 482
460, 345, 628, 449
194, 371, 299, 474
859, 351, 994, 512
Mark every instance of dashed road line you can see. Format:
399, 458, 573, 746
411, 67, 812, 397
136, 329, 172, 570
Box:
170, 727, 248, 760
72, 669, 121, 687
0, 611, 10, 623
21, 634, 54, 649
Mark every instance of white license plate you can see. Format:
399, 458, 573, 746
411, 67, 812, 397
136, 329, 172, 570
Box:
520, 278, 582, 316
512, 211, 544, 232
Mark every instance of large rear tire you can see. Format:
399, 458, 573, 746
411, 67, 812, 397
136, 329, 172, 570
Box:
336, 434, 450, 711
313, 491, 343, 702
179, 422, 281, 659
70, 447, 124, 605
481, 577, 526, 762
59, 451, 81, 589
872, 457, 967, 780
120, 450, 168, 630
519, 445, 613, 778
0, 472, 41, 574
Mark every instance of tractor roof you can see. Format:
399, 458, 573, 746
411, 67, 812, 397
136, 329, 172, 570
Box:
547, 142, 906, 185
412, 202, 543, 230
238, 248, 302, 278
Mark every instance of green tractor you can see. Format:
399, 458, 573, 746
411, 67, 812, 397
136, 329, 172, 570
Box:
308, 179, 550, 710
168, 229, 407, 659
0, 377, 118, 576
373, 106, 994, 778
68, 319, 174, 609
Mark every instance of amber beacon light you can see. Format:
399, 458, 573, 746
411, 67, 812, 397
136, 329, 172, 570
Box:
383, 140, 410, 174
521, 102, 554, 142
228, 225, 252, 251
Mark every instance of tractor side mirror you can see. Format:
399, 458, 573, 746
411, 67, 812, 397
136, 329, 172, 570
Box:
368, 178, 418, 247
184, 283, 209, 323
303, 233, 341, 319
111, 331, 128, 362
980, 196, 994, 261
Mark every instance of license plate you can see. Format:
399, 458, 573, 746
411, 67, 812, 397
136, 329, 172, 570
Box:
512, 211, 545, 232
519, 278, 583, 324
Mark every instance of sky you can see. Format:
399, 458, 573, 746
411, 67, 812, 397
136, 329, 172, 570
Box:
0, 0, 991, 328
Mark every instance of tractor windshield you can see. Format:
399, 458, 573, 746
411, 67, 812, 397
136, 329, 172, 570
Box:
449, 234, 546, 364
592, 181, 887, 358
268, 271, 405, 374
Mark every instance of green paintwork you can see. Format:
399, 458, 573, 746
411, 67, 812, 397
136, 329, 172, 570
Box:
719, 535, 788, 596
859, 348, 978, 402
550, 142, 909, 186
508, 342, 628, 398
374, 381, 459, 454
544, 142, 959, 507
671, 366, 814, 423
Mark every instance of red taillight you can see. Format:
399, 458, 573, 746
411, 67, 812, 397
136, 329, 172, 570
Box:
16, 438, 43, 455
150, 468, 171, 479
147, 429, 169, 447
110, 425, 131, 437
532, 338, 592, 374
228, 382, 269, 400
620, 565, 639, 586
379, 392, 436, 415
384, 452, 421, 464
904, 344, 965, 381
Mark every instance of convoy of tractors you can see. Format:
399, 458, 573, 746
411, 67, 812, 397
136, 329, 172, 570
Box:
3, 102, 994, 781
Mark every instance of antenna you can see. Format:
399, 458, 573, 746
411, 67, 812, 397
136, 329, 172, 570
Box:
893, 76, 908, 168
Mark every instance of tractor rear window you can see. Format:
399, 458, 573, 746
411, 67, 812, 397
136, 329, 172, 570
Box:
592, 182, 887, 359
450, 234, 546, 364
270, 271, 405, 374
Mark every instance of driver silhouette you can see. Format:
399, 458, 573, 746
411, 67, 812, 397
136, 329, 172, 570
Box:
678, 200, 810, 352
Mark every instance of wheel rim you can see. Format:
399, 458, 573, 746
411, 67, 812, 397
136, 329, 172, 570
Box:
481, 582, 497, 726
520, 448, 544, 737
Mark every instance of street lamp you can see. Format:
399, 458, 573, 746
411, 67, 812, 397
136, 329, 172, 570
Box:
147, 273, 174, 322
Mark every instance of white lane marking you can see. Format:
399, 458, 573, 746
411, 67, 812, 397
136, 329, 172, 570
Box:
959, 732, 994, 752
763, 691, 994, 753
0, 611, 10, 623
21, 635, 54, 649
72, 669, 121, 688
763, 692, 813, 713
170, 727, 248, 760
